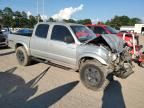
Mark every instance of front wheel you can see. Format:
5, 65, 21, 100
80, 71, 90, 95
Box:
79, 60, 109, 91
16, 46, 30, 66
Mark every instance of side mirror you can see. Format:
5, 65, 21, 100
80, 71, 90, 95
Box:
64, 36, 74, 44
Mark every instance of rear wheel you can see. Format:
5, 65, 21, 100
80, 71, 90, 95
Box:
80, 60, 109, 91
16, 46, 30, 66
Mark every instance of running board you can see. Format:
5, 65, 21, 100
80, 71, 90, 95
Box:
31, 57, 71, 70
31, 57, 49, 64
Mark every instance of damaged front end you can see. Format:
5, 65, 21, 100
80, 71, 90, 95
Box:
86, 34, 134, 79
111, 49, 134, 79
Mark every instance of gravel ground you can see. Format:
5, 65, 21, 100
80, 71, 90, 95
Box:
0, 35, 144, 108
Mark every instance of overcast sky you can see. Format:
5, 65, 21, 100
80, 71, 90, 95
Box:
0, 0, 144, 22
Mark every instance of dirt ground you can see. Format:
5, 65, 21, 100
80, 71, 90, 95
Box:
0, 35, 144, 108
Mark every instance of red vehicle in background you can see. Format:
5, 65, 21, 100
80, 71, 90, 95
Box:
86, 24, 138, 45
86, 24, 144, 67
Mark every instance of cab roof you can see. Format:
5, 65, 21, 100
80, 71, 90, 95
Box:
37, 22, 84, 26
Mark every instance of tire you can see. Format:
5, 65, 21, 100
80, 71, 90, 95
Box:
80, 60, 109, 91
16, 46, 30, 66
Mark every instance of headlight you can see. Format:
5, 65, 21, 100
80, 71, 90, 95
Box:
112, 54, 117, 61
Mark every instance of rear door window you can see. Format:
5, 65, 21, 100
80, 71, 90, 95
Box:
35, 24, 49, 38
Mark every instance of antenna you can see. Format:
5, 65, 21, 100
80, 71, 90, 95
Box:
37, 0, 39, 22
43, 0, 44, 16
43, 0, 45, 22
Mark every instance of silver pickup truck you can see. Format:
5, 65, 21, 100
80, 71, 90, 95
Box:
8, 22, 134, 91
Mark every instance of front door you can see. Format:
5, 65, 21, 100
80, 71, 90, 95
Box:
48, 25, 76, 66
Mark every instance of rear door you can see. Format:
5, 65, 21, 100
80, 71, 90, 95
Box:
30, 24, 50, 58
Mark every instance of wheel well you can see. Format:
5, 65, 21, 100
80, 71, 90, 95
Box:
15, 43, 23, 50
79, 57, 94, 68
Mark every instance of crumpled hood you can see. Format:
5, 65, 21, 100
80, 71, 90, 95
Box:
101, 34, 125, 52
86, 34, 125, 53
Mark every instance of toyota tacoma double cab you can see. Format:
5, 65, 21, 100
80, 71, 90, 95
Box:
8, 22, 134, 91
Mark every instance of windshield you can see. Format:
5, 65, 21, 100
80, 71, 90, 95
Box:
106, 26, 118, 34
71, 26, 96, 42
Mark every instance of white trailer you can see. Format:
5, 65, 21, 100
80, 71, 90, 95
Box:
134, 24, 144, 34
120, 24, 144, 34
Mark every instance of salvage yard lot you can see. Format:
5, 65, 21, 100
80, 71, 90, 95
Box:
0, 36, 144, 108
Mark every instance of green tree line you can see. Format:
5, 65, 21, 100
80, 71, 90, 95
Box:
0, 7, 142, 29
0, 7, 92, 28
105, 16, 142, 29
0, 7, 37, 28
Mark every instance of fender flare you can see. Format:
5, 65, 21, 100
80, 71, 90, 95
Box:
77, 53, 108, 70
15, 41, 30, 55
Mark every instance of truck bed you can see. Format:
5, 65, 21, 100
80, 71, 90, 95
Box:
8, 33, 31, 49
